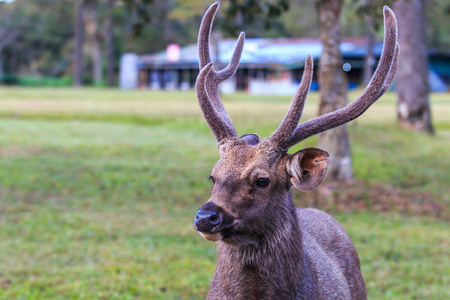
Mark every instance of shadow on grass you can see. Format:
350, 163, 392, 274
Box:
295, 180, 448, 221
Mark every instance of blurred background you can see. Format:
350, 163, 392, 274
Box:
0, 0, 448, 299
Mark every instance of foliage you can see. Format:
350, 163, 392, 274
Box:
0, 1, 75, 78
426, 0, 450, 53
220, 0, 290, 36
1, 0, 449, 82
122, 0, 155, 35
1, 76, 73, 87
0, 88, 448, 298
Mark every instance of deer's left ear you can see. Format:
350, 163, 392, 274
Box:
286, 148, 329, 191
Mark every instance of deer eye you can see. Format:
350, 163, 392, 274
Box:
256, 177, 270, 187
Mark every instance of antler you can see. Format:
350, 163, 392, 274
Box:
196, 4, 399, 150
269, 55, 314, 150
196, 2, 245, 143
284, 6, 400, 149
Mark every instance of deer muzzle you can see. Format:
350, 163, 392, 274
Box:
194, 202, 235, 241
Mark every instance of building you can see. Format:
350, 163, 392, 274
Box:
120, 37, 449, 94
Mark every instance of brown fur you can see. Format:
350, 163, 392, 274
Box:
193, 2, 399, 299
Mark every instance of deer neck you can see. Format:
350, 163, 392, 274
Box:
212, 196, 305, 299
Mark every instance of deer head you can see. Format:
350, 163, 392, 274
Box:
194, 2, 399, 245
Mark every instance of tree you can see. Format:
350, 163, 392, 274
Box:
425, 0, 450, 53
349, 0, 389, 86
220, 0, 289, 36
74, 0, 85, 86
0, 1, 73, 79
84, 0, 104, 85
315, 0, 353, 182
0, 2, 20, 79
105, 0, 116, 87
77, 0, 126, 86
362, 14, 376, 86
394, 0, 434, 134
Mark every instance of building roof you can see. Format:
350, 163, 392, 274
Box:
138, 37, 384, 69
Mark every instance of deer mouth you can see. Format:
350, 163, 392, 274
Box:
199, 231, 221, 241
198, 227, 236, 242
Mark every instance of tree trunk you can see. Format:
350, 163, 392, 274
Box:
394, 0, 434, 134
363, 15, 376, 86
0, 48, 3, 79
74, 0, 84, 87
105, 0, 115, 87
91, 37, 103, 84
0, 3, 20, 80
316, 0, 353, 182
163, 0, 175, 44
84, 3, 103, 85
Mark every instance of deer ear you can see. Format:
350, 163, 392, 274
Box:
286, 148, 329, 191
239, 133, 260, 145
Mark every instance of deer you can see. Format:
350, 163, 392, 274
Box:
193, 2, 399, 299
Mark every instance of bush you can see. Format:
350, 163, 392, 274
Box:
1, 75, 73, 87
1, 74, 20, 85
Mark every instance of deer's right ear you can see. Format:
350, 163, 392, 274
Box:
286, 148, 329, 191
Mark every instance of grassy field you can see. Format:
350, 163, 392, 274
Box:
0, 87, 448, 299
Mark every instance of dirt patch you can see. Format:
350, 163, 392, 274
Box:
295, 180, 448, 221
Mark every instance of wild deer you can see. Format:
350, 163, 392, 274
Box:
193, 2, 399, 299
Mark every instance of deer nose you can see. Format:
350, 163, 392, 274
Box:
194, 209, 222, 232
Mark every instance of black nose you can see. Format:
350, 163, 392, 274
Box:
194, 209, 222, 232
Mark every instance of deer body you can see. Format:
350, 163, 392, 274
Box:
193, 3, 399, 299
201, 141, 364, 299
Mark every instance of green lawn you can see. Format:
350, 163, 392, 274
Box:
0, 87, 448, 299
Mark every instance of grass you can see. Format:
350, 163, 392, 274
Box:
0, 87, 448, 299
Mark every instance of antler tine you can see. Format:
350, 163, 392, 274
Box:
204, 32, 245, 136
269, 55, 314, 151
215, 32, 245, 82
196, 63, 236, 144
198, 2, 245, 81
197, 2, 246, 139
378, 41, 400, 97
285, 6, 399, 149
198, 2, 218, 69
